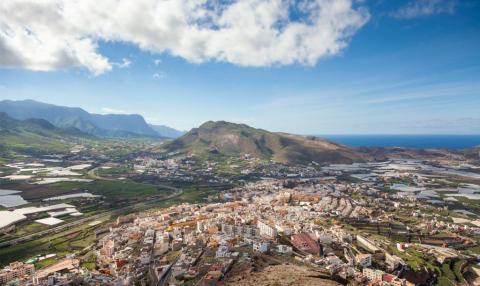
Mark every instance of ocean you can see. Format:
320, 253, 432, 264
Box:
319, 135, 480, 149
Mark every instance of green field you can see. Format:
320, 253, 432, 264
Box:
49, 179, 161, 199
0, 223, 98, 267
96, 166, 133, 176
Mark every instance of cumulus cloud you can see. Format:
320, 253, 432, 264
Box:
113, 58, 132, 69
390, 0, 457, 19
0, 0, 369, 75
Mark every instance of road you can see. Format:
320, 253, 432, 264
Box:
0, 168, 183, 248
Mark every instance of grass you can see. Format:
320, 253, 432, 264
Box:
50, 179, 160, 199
81, 262, 96, 270
35, 257, 58, 269
436, 277, 455, 286
0, 223, 98, 267
96, 166, 133, 176
387, 245, 433, 271
0, 130, 71, 155
466, 244, 480, 255
453, 260, 466, 283
160, 185, 220, 206
441, 263, 456, 281
81, 251, 97, 270
401, 250, 424, 270
13, 222, 48, 236
165, 250, 181, 262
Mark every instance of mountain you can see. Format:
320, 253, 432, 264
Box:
162, 121, 370, 164
149, 124, 186, 138
0, 100, 160, 138
0, 112, 86, 155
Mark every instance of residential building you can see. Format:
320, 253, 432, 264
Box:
363, 268, 384, 282
0, 262, 35, 285
276, 245, 293, 255
253, 241, 270, 253
257, 220, 277, 239
291, 233, 320, 255
356, 253, 372, 268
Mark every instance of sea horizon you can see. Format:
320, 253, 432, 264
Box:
318, 134, 480, 149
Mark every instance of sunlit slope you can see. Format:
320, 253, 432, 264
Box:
162, 121, 370, 164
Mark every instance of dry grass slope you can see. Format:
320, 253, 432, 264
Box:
162, 121, 371, 164
224, 264, 341, 286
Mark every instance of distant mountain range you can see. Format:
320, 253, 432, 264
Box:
149, 124, 186, 139
1, 109, 477, 164
162, 120, 371, 164
0, 112, 87, 155
0, 100, 184, 138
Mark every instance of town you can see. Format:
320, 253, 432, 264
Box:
2, 1, 480, 284
1, 145, 480, 285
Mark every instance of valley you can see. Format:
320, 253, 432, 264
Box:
1, 112, 480, 286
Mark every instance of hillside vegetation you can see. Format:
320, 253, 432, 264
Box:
162, 121, 370, 164
0, 112, 82, 156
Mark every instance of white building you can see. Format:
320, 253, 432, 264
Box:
257, 220, 277, 239
356, 253, 372, 268
276, 245, 292, 255
216, 244, 230, 258
363, 268, 384, 281
253, 241, 270, 253
356, 235, 380, 253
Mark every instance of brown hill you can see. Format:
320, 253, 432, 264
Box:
162, 121, 370, 164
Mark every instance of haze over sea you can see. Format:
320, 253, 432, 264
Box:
320, 135, 480, 150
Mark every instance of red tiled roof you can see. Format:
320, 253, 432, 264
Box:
291, 233, 319, 254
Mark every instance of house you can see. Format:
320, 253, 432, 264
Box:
0, 262, 35, 285
257, 220, 277, 239
253, 241, 270, 253
276, 244, 293, 255
216, 244, 230, 258
291, 233, 320, 255
363, 268, 384, 281
383, 274, 407, 286
355, 253, 372, 268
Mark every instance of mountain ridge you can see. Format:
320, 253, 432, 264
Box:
149, 124, 186, 139
0, 100, 180, 138
0, 112, 88, 155
162, 120, 371, 164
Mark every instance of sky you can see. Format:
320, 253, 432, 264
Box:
0, 0, 479, 135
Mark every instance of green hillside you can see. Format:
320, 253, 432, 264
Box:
0, 112, 83, 156
163, 121, 370, 164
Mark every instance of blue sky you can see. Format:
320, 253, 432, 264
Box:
0, 0, 479, 134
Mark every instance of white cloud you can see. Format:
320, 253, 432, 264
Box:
152, 72, 167, 79
0, 0, 369, 75
101, 107, 128, 114
153, 59, 162, 65
390, 0, 457, 19
113, 58, 132, 68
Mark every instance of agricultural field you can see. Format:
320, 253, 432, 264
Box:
0, 222, 99, 267
48, 179, 162, 200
